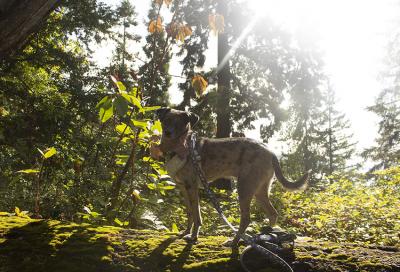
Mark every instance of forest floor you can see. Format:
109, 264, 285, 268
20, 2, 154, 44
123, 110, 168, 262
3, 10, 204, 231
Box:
0, 215, 399, 272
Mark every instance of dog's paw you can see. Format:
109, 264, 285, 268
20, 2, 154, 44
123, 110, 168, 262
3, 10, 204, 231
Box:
182, 234, 198, 243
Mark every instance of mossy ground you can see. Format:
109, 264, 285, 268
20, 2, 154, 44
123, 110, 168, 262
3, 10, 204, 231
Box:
0, 215, 399, 272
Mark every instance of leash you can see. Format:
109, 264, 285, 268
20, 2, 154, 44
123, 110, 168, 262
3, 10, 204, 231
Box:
188, 132, 294, 272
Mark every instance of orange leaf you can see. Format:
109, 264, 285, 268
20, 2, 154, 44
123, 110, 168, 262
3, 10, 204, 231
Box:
148, 17, 163, 33
164, 0, 172, 7
154, 0, 172, 7
176, 24, 192, 42
191, 75, 208, 97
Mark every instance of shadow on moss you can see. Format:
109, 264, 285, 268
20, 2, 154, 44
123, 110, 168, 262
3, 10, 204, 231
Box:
0, 220, 115, 272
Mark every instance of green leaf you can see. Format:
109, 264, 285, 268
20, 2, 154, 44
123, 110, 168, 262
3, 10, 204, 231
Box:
115, 154, 129, 158
151, 120, 162, 134
17, 169, 40, 174
115, 154, 129, 165
15, 207, 21, 215
147, 183, 156, 190
98, 97, 113, 123
143, 106, 161, 112
121, 93, 142, 109
111, 75, 126, 92
89, 211, 100, 218
96, 96, 110, 109
131, 119, 148, 130
142, 156, 153, 162
99, 105, 113, 123
116, 81, 126, 92
160, 185, 175, 190
114, 218, 123, 226
171, 223, 179, 233
315, 220, 323, 229
114, 95, 128, 116
141, 106, 161, 112
43, 147, 57, 159
138, 130, 150, 140
156, 167, 168, 176
130, 86, 138, 97
115, 123, 133, 135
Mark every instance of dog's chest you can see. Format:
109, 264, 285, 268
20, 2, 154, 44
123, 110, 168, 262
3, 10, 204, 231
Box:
164, 154, 188, 178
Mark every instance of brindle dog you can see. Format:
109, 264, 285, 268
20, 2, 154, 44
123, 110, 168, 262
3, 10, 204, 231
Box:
152, 108, 309, 247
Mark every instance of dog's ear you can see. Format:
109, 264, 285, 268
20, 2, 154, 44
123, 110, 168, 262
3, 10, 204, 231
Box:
187, 112, 199, 128
156, 107, 170, 121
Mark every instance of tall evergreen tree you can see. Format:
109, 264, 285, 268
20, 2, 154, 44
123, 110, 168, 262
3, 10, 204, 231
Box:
279, 69, 326, 185
362, 31, 400, 171
280, 81, 357, 184
323, 85, 357, 175
113, 0, 139, 77
138, 1, 171, 105
362, 88, 400, 170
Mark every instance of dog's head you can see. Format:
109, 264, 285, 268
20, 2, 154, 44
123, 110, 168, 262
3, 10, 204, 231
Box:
156, 107, 199, 139
156, 108, 199, 152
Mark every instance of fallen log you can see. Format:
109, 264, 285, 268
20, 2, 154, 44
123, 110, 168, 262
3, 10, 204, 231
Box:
0, 216, 398, 272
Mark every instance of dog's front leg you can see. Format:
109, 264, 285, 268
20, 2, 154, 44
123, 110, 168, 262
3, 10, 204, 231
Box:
182, 180, 202, 242
176, 182, 193, 237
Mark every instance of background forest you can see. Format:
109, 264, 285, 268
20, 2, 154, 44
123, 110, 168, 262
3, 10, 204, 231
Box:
0, 0, 399, 248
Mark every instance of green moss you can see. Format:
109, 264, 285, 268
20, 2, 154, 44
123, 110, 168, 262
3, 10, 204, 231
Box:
182, 257, 234, 270
327, 253, 351, 260
0, 215, 398, 272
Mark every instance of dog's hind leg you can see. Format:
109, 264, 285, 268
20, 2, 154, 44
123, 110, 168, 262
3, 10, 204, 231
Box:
224, 175, 260, 247
255, 181, 278, 226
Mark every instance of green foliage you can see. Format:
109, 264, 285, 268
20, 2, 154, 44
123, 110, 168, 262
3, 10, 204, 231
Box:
0, 0, 140, 222
272, 167, 400, 246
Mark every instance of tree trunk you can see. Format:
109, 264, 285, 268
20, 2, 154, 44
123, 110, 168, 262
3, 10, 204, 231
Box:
213, 0, 233, 190
216, 0, 231, 138
0, 0, 58, 60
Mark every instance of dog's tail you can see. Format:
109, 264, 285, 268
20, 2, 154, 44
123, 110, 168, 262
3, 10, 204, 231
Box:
272, 154, 309, 191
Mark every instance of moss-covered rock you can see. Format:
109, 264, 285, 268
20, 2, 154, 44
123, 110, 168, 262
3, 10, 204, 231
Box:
0, 215, 399, 272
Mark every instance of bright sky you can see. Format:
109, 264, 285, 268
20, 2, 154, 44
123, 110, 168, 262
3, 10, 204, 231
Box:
247, 0, 400, 153
98, 0, 400, 159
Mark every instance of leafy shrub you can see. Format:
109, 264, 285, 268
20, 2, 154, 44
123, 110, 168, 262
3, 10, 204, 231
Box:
272, 166, 400, 246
